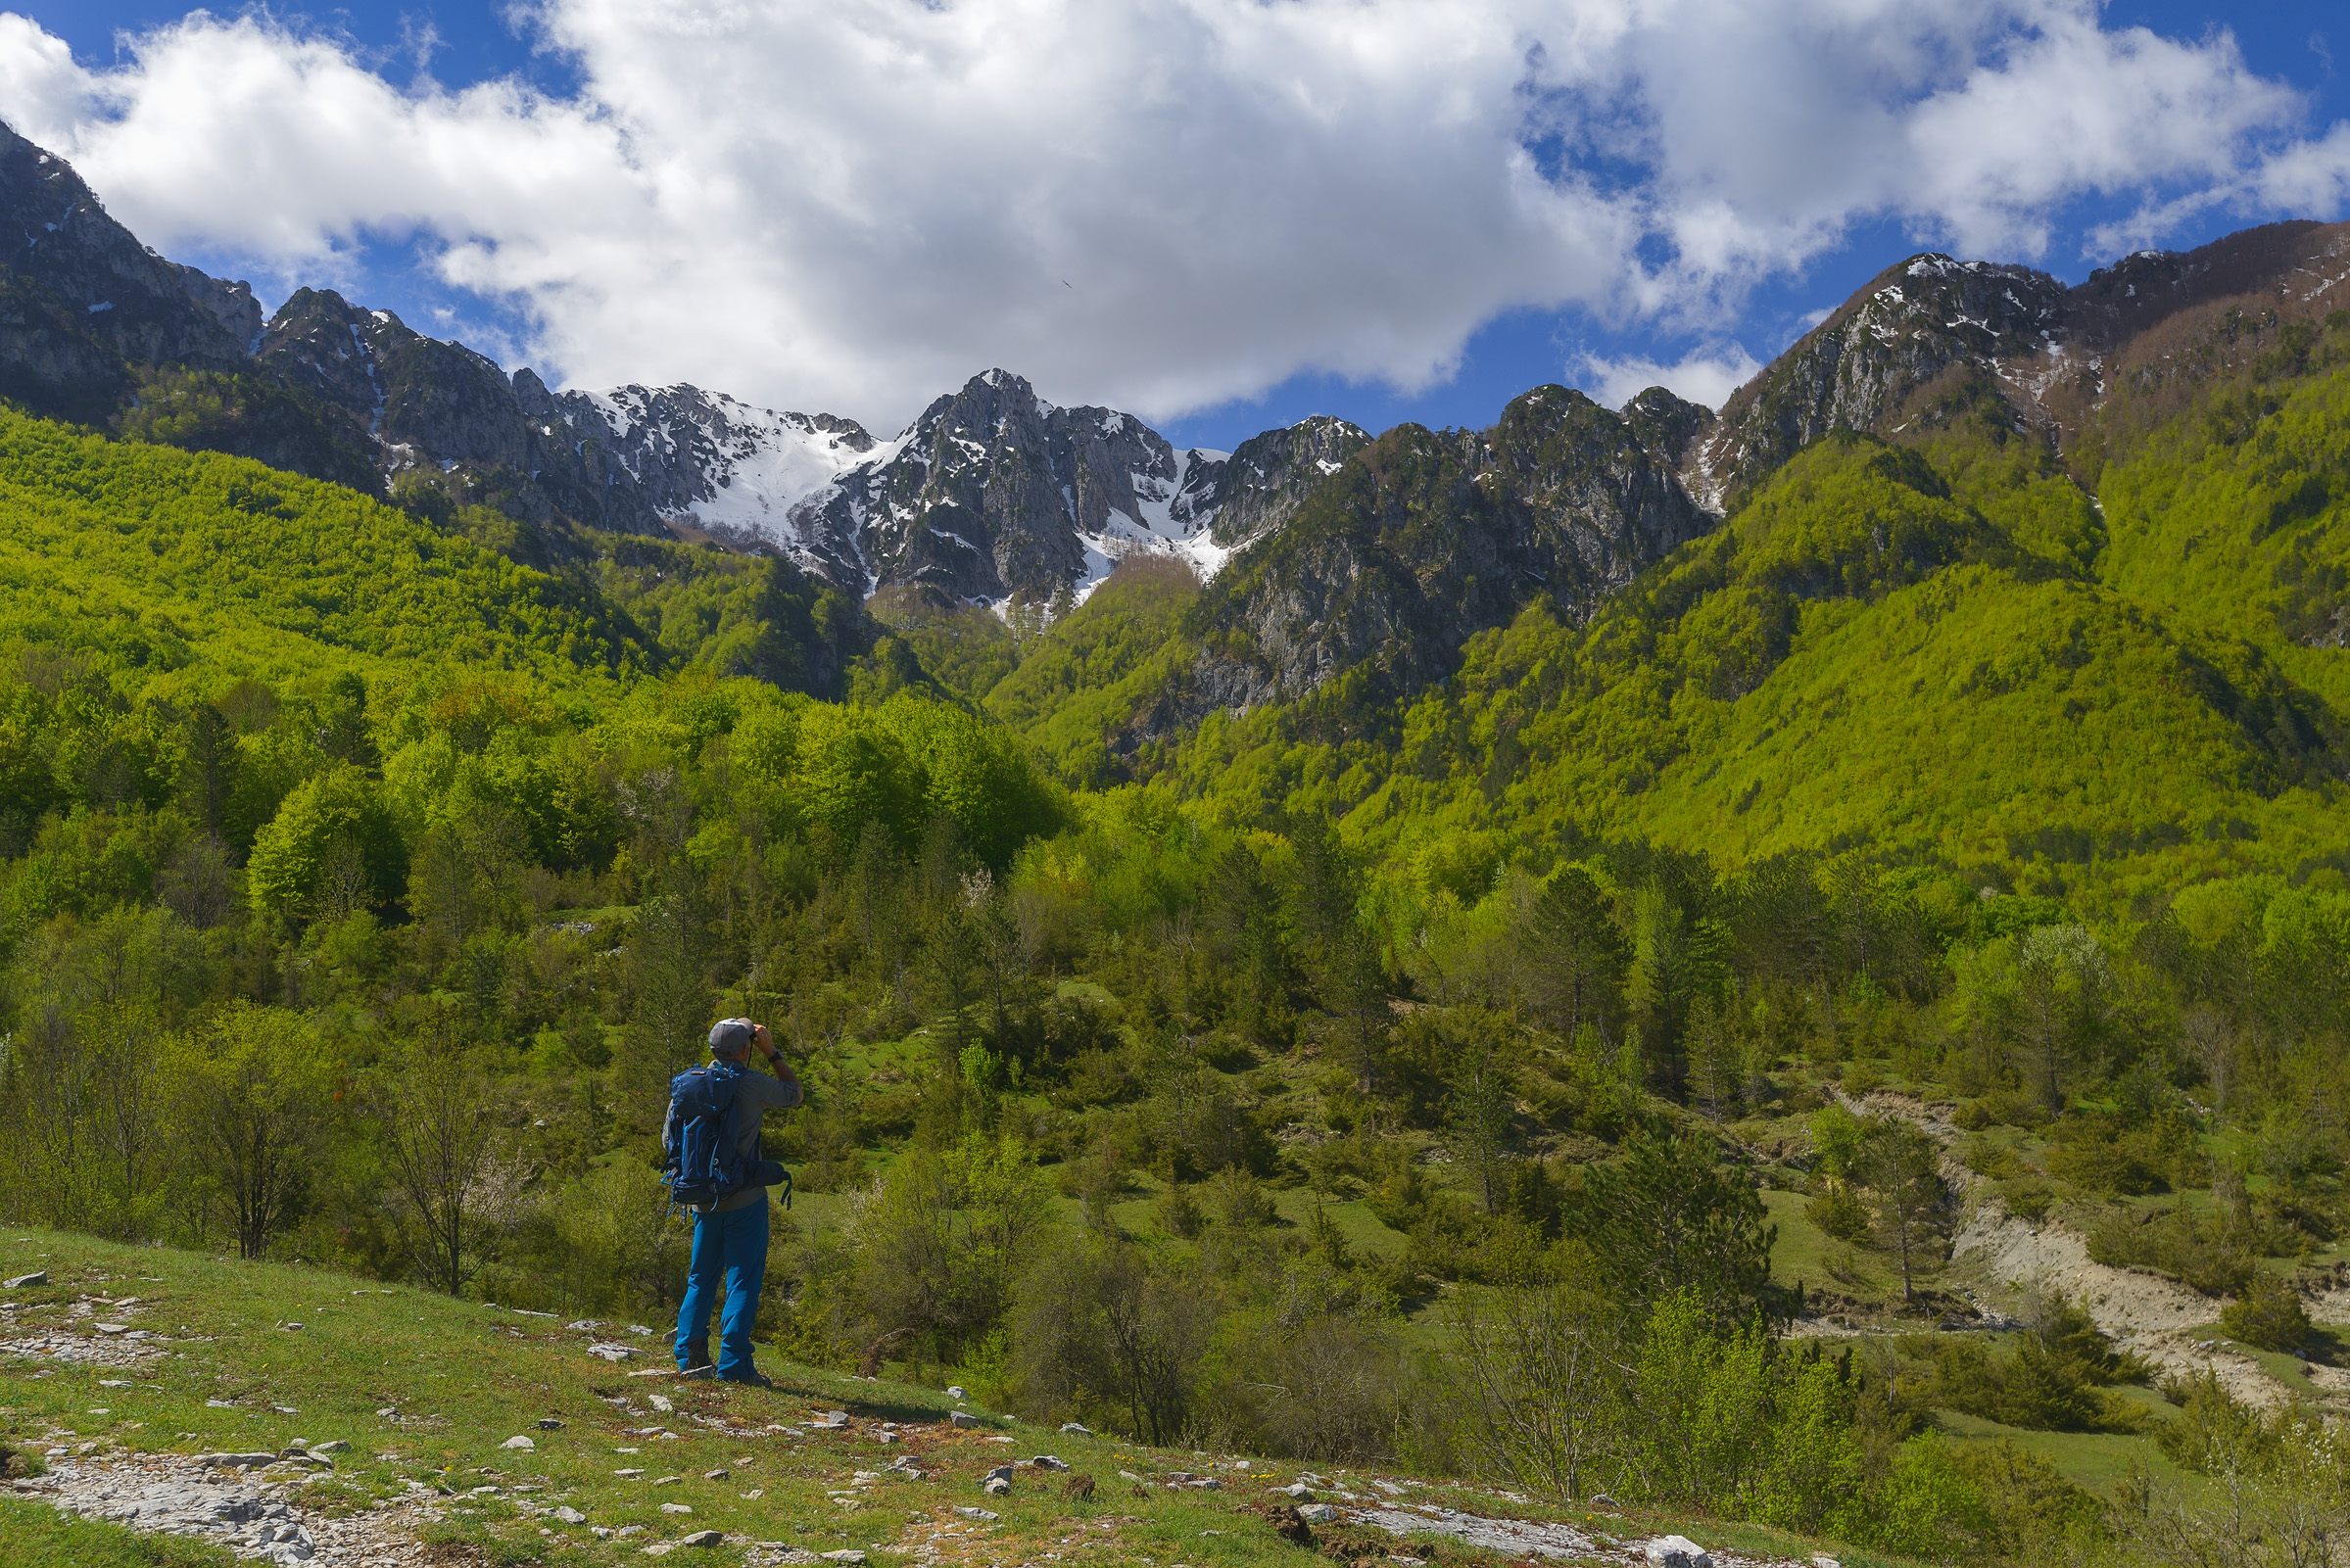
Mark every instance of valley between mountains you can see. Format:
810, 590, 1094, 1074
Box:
5, 115, 2350, 1568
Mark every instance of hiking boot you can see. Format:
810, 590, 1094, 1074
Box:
679, 1362, 717, 1380
721, 1370, 775, 1389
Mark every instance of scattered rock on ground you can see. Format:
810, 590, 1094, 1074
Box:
14, 1449, 450, 1565
1647, 1535, 1714, 1568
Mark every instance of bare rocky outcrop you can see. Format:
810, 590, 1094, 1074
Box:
1170, 382, 1712, 722
1685, 220, 2350, 516
0, 119, 260, 422
11, 1449, 450, 1565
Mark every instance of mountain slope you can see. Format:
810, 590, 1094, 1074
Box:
0, 1225, 1885, 1568
779, 369, 1366, 605
0, 121, 261, 423
0, 406, 862, 700
1152, 426, 2348, 911
0, 128, 1364, 608
0, 407, 647, 688
1067, 383, 1715, 736
1689, 221, 2350, 515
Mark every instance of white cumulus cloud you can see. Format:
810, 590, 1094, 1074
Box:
0, 1, 2338, 430
1576, 344, 1764, 411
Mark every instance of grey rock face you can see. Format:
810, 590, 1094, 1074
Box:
1682, 222, 2350, 518
1686, 254, 2067, 512
1176, 383, 1711, 721
0, 129, 1359, 603
1192, 414, 1371, 547
1645, 1535, 1713, 1568
0, 123, 259, 420
778, 372, 1364, 605
257, 288, 881, 550
785, 369, 1179, 602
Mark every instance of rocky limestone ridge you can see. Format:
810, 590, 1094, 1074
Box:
0, 127, 1363, 604
1192, 413, 1374, 549
257, 286, 885, 553
0, 119, 261, 423
1152, 383, 1712, 731
1687, 219, 2350, 513
11, 119, 2349, 669
779, 368, 1371, 605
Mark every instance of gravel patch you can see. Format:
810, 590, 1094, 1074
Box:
9, 1449, 450, 1566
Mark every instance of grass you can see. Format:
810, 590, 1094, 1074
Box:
0, 1495, 235, 1567
1929, 1410, 2178, 1492
2, 1226, 1312, 1566
1762, 1188, 1846, 1296
0, 1226, 1910, 1568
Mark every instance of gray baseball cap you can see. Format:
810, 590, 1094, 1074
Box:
708, 1018, 756, 1057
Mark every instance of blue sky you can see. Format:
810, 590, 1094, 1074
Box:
12, 2, 2348, 451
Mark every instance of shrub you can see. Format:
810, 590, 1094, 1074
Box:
1204, 1308, 1412, 1461
1206, 1165, 1274, 1230
2221, 1273, 2313, 1352
1154, 1184, 1204, 1238
2046, 1131, 2164, 1195
1998, 1175, 2054, 1221
1806, 1184, 1873, 1243
1946, 1439, 2104, 1556
1845, 1432, 1991, 1556
2086, 1207, 2256, 1297
1007, 1236, 1214, 1443
2156, 1370, 2279, 1474
1960, 1135, 2022, 1179
1902, 1298, 2147, 1432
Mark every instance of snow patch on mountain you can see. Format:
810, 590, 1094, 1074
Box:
1069, 445, 1243, 603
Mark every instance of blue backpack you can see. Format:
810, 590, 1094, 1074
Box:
662, 1061, 790, 1211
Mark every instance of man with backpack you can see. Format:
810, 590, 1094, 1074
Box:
663, 1017, 801, 1384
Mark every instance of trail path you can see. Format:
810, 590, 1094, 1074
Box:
1834, 1090, 2313, 1413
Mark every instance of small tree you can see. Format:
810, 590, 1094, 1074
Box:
246, 765, 405, 923
1447, 1023, 1517, 1214
1452, 1238, 1624, 1499
847, 1131, 1049, 1364
1519, 865, 1628, 1044
166, 1003, 333, 1259
1010, 1237, 1212, 1444
1997, 926, 2109, 1114
1858, 1118, 1948, 1303
1570, 1120, 1779, 1331
380, 1029, 500, 1296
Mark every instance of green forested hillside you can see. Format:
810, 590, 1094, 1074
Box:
6, 285, 2350, 1568
966, 315, 2348, 926
2096, 316, 2350, 698
0, 409, 646, 688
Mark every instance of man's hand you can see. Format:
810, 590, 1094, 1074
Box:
751, 1023, 798, 1086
